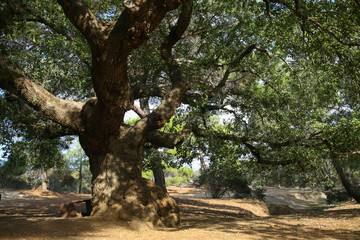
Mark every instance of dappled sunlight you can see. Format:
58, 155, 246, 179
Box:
0, 189, 90, 221
1, 188, 359, 239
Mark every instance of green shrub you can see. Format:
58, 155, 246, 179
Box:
226, 177, 251, 198
170, 175, 181, 186
325, 189, 352, 204
197, 167, 253, 199
252, 187, 266, 200
142, 170, 153, 179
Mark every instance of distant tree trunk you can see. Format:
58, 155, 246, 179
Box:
41, 169, 49, 191
140, 97, 167, 192
331, 158, 360, 203
152, 160, 167, 192
78, 157, 83, 194
324, 140, 360, 203
41, 181, 47, 191
199, 151, 207, 171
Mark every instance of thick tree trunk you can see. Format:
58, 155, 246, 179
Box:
79, 131, 180, 227
331, 158, 360, 203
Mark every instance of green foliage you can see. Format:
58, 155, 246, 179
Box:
142, 165, 193, 187
325, 189, 352, 204
142, 170, 153, 180
164, 166, 193, 187
197, 159, 252, 198
179, 167, 194, 178
60, 142, 91, 193
0, 138, 65, 176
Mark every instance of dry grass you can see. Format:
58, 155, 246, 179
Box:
0, 187, 359, 239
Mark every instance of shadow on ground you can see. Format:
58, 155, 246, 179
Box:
0, 188, 359, 239
170, 197, 360, 240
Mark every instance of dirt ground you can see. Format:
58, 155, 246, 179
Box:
0, 187, 359, 240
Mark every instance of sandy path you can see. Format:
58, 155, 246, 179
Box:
0, 187, 359, 240
168, 187, 327, 210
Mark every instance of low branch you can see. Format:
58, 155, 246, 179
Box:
0, 55, 84, 133
193, 126, 295, 165
146, 123, 192, 148
4, 93, 75, 138
192, 126, 324, 166
192, 125, 255, 142
268, 131, 323, 148
243, 141, 296, 166
322, 138, 360, 203
132, 104, 146, 118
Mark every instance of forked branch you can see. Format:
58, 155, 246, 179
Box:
57, 0, 106, 47
160, 0, 193, 86
146, 123, 193, 148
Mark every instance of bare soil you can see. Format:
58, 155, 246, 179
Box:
0, 187, 359, 240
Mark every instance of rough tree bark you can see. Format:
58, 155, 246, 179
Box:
1, 0, 191, 227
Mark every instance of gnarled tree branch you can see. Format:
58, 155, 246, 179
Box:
132, 104, 147, 118
160, 0, 193, 86
192, 126, 325, 166
133, 1, 192, 133
4, 93, 75, 138
108, 0, 189, 56
146, 123, 193, 148
322, 138, 360, 203
56, 0, 106, 47
243, 141, 296, 166
137, 83, 191, 132
132, 84, 168, 99
0, 55, 84, 133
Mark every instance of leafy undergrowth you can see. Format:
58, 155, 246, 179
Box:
0, 187, 359, 239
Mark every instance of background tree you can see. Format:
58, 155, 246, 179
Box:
64, 142, 90, 194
